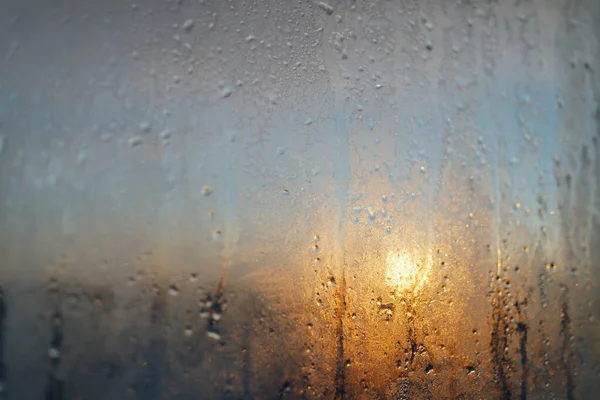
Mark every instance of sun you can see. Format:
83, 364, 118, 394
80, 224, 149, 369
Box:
385, 250, 431, 295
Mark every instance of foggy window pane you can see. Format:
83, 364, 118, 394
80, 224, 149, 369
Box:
0, 0, 599, 399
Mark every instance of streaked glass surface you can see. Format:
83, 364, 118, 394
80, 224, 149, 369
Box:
0, 0, 599, 398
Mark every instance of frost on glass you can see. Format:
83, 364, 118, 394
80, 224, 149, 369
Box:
0, 0, 598, 399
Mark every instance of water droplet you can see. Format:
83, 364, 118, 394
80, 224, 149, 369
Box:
269, 94, 278, 104
139, 121, 151, 133
313, 235, 320, 242
303, 118, 313, 125
546, 262, 557, 272
466, 366, 476, 375
159, 129, 171, 140
182, 19, 195, 32
314, 257, 321, 264
213, 229, 222, 240
184, 326, 193, 336
367, 207, 376, 221
312, 244, 319, 253
425, 40, 433, 50
48, 348, 60, 359
221, 86, 233, 98
425, 364, 434, 374
100, 132, 113, 142
245, 34, 256, 43
206, 331, 221, 341
202, 185, 212, 196
275, 146, 285, 157
318, 2, 334, 15
189, 273, 198, 283
168, 285, 180, 296
129, 136, 143, 147
345, 359, 352, 367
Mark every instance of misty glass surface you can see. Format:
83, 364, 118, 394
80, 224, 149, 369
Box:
0, 0, 599, 399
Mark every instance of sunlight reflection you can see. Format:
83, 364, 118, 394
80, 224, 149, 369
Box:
385, 250, 431, 296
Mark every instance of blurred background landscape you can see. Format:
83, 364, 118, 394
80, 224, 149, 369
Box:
0, 0, 599, 398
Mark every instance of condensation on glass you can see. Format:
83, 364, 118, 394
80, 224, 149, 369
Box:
0, 0, 599, 399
